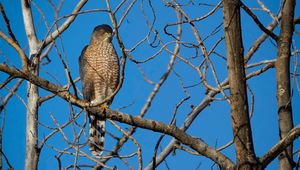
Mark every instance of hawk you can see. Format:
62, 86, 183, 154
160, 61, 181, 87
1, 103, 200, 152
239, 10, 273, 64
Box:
79, 24, 120, 157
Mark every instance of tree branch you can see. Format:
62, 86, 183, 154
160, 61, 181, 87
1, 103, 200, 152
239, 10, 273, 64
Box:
0, 31, 29, 69
44, 0, 88, 46
240, 2, 278, 41
0, 3, 19, 44
244, 13, 281, 63
260, 125, 300, 168
275, 0, 296, 169
22, 0, 40, 54
223, 0, 257, 168
88, 108, 235, 170
0, 63, 86, 107
0, 79, 23, 112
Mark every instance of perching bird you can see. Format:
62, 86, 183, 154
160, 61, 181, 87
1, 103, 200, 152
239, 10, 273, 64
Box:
79, 24, 120, 157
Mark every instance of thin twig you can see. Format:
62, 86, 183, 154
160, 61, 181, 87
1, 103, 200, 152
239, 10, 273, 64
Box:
241, 2, 278, 41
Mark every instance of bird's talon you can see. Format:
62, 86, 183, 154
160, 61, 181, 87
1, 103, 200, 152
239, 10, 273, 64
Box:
100, 104, 108, 111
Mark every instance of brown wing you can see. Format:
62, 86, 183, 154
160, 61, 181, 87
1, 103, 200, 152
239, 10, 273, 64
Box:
79, 45, 95, 101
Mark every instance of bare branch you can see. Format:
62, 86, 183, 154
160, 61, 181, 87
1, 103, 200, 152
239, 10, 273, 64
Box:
275, 0, 296, 169
87, 107, 235, 170
44, 0, 88, 46
223, 1, 257, 168
0, 76, 15, 89
241, 2, 278, 41
0, 148, 13, 170
22, 0, 40, 54
0, 3, 19, 44
0, 63, 86, 107
0, 79, 23, 112
244, 13, 281, 63
108, 120, 142, 170
0, 31, 29, 69
260, 125, 300, 168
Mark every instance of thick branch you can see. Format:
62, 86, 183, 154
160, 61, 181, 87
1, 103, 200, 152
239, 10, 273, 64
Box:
22, 0, 40, 54
0, 64, 86, 107
21, 1, 41, 170
275, 0, 295, 169
260, 125, 300, 168
88, 108, 235, 170
223, 0, 256, 169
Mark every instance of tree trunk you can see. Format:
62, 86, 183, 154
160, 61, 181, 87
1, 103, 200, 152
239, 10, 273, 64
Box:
276, 0, 295, 169
222, 0, 257, 169
25, 74, 39, 170
22, 0, 40, 169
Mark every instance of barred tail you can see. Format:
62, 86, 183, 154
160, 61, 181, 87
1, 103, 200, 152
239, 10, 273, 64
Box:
88, 114, 105, 157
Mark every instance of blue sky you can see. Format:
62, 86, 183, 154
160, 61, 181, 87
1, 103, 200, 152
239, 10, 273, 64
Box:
0, 0, 300, 169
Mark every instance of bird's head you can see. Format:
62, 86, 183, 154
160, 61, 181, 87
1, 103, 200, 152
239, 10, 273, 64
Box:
91, 24, 113, 43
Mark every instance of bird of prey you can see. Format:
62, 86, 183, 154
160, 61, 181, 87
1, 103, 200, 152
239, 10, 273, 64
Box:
79, 24, 120, 157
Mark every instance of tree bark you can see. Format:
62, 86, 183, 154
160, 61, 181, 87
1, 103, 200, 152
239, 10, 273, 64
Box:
25, 73, 39, 170
222, 0, 257, 169
276, 0, 295, 169
22, 0, 40, 169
